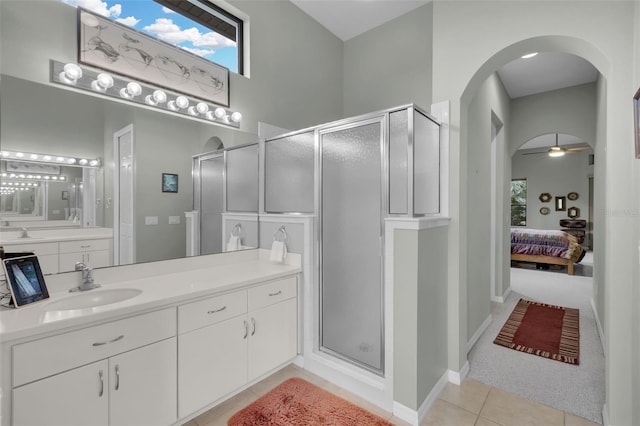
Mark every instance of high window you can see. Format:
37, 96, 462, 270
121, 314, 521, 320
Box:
510, 179, 527, 226
62, 0, 243, 74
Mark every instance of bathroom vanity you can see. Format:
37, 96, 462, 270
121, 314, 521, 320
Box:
0, 228, 113, 275
0, 250, 300, 426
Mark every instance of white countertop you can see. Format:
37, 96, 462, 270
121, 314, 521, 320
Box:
0, 227, 112, 244
0, 253, 301, 343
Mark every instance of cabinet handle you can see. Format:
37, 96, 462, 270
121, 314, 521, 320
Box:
207, 306, 227, 314
98, 370, 104, 397
251, 317, 256, 336
86, 253, 91, 262
268, 290, 282, 297
243, 320, 248, 339
115, 364, 120, 391
92, 334, 125, 347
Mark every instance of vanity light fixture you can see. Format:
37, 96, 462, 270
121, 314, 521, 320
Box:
91, 73, 114, 93
0, 150, 101, 168
119, 82, 143, 99
51, 60, 242, 128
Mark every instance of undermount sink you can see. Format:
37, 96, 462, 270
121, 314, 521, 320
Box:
46, 288, 142, 311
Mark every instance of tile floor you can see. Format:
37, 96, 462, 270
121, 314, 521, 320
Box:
182, 364, 601, 426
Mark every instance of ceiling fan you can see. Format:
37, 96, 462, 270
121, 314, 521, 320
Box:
522, 133, 591, 157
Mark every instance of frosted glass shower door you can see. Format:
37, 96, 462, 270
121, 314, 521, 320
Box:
320, 119, 384, 374
199, 155, 224, 255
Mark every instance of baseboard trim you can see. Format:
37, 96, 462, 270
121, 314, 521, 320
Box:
491, 286, 511, 303
448, 361, 469, 385
467, 314, 492, 353
591, 298, 606, 357
392, 370, 449, 426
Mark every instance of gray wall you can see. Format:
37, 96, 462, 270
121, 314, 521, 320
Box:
509, 83, 597, 153
394, 226, 448, 410
512, 149, 592, 234
465, 73, 511, 344
342, 3, 433, 117
431, 1, 637, 422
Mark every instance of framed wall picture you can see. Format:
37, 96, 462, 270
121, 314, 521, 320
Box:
61, 191, 69, 200
162, 173, 178, 193
555, 196, 566, 211
634, 87, 640, 159
78, 8, 229, 106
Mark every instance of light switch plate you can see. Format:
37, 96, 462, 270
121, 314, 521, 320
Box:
145, 216, 158, 225
169, 215, 180, 224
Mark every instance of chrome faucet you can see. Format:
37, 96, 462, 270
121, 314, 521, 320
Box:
70, 262, 101, 292
19, 228, 29, 238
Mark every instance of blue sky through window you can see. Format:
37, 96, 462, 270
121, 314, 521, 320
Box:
61, 0, 238, 73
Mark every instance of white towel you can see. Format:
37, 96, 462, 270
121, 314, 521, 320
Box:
227, 235, 240, 251
270, 240, 288, 263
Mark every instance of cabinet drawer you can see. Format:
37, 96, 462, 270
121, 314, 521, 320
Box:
13, 307, 176, 387
59, 239, 111, 253
178, 290, 247, 334
248, 276, 297, 311
2, 241, 58, 256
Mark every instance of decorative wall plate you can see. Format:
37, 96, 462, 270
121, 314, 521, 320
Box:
567, 206, 581, 218
567, 192, 579, 200
539, 207, 550, 215
539, 193, 552, 202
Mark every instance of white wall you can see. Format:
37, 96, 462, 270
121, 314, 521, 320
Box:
509, 83, 597, 153
631, 3, 640, 424
466, 73, 510, 343
431, 2, 636, 423
342, 3, 433, 117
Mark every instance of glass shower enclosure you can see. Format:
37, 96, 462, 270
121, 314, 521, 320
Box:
264, 104, 441, 376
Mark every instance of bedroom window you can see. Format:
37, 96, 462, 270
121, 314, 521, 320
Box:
511, 179, 527, 226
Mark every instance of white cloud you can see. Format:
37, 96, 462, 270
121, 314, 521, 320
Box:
162, 6, 176, 14
144, 18, 237, 50
180, 47, 216, 57
62, 0, 122, 18
116, 16, 140, 27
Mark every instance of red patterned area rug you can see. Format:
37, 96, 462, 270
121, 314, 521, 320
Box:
494, 298, 580, 365
228, 377, 392, 425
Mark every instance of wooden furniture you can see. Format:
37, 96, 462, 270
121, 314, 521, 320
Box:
510, 253, 575, 275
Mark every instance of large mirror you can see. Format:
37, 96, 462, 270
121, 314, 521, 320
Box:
0, 1, 259, 273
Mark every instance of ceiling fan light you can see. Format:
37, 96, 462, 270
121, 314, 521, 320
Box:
548, 147, 565, 157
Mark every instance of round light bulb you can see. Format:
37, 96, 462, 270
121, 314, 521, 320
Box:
187, 106, 199, 116
196, 102, 209, 114
15, 152, 24, 158
230, 112, 242, 123
68, 158, 77, 164
56, 157, 65, 162
214, 107, 226, 119
91, 73, 114, 92
79, 159, 89, 165
89, 159, 100, 167
176, 96, 189, 109
43, 155, 52, 161
205, 111, 216, 120
59, 63, 82, 84
30, 154, 39, 160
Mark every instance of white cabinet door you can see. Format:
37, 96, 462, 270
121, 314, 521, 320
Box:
248, 297, 297, 381
13, 360, 109, 426
109, 338, 177, 426
178, 316, 248, 417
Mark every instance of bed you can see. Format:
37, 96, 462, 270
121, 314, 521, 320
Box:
511, 228, 585, 275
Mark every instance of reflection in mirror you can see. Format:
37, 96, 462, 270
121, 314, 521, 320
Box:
0, 74, 259, 273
